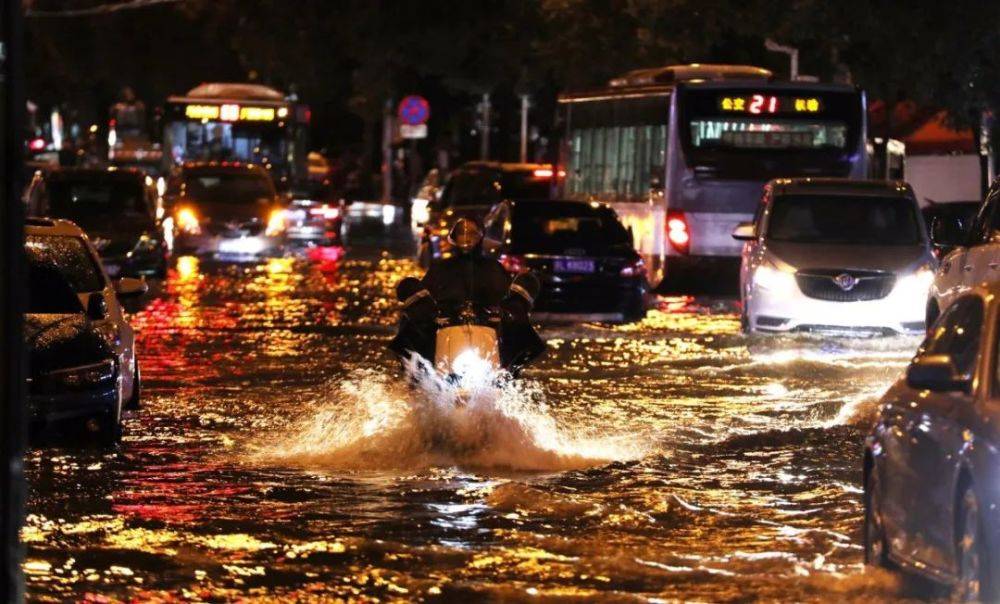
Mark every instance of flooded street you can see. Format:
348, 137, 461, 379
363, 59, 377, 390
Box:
23, 246, 920, 602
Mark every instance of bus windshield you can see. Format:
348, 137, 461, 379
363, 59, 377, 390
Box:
680, 87, 862, 180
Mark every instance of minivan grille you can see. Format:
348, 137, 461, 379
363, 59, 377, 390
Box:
795, 270, 895, 302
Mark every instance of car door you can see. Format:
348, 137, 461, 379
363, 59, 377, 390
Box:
899, 295, 984, 572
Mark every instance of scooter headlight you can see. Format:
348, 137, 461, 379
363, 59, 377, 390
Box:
753, 264, 797, 294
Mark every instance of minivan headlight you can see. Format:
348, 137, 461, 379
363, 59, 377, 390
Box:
753, 264, 797, 293
895, 266, 935, 298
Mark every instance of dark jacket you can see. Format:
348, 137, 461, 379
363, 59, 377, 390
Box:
420, 252, 511, 315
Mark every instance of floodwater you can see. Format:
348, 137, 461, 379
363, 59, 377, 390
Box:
23, 247, 924, 602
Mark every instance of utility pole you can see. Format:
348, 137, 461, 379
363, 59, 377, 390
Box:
764, 38, 799, 80
519, 94, 530, 163
381, 98, 394, 204
1, 0, 26, 600
479, 92, 491, 161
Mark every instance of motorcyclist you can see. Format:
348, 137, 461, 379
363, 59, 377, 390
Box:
390, 218, 545, 371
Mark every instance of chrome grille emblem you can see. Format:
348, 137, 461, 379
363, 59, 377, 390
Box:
833, 273, 858, 291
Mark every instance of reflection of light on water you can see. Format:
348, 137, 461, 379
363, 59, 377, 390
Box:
175, 255, 199, 282
256, 357, 644, 471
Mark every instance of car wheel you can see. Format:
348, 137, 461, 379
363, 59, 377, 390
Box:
955, 485, 992, 602
125, 358, 141, 411
864, 464, 891, 567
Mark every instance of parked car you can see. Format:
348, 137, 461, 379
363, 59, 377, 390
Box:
929, 179, 1000, 326
25, 218, 148, 444
733, 178, 935, 336
167, 161, 287, 260
483, 200, 647, 323
419, 161, 558, 267
864, 286, 1000, 601
24, 167, 169, 278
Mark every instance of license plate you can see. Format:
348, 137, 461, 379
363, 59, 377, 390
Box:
103, 263, 121, 277
554, 259, 595, 273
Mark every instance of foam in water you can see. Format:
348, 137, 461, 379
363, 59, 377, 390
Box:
258, 353, 643, 472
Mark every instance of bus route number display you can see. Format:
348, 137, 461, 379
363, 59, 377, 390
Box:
719, 95, 821, 115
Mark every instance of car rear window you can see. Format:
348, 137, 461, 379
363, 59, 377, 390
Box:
47, 179, 146, 217
510, 205, 631, 255
443, 170, 552, 206
25, 234, 104, 293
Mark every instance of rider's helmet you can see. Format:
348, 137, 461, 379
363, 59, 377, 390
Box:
448, 218, 484, 253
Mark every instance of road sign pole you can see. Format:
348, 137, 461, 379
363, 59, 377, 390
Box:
519, 94, 529, 163
381, 98, 393, 204
480, 93, 491, 161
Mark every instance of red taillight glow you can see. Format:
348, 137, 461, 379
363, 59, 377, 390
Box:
667, 211, 690, 254
28, 137, 45, 151
499, 254, 527, 273
532, 168, 554, 178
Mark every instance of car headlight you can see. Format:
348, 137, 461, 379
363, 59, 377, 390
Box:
753, 264, 797, 293
265, 208, 288, 237
895, 266, 935, 298
176, 206, 201, 235
41, 359, 116, 391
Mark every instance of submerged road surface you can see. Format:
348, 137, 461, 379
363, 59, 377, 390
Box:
24, 249, 924, 602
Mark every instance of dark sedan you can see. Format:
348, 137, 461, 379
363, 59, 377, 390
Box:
418, 161, 558, 267
24, 167, 169, 278
26, 257, 121, 445
483, 200, 647, 323
864, 285, 1000, 601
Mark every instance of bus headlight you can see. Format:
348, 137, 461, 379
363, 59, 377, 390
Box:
266, 208, 288, 237
754, 264, 797, 294
176, 207, 201, 235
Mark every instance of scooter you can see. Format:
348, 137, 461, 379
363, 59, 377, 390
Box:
434, 302, 502, 378
390, 277, 546, 382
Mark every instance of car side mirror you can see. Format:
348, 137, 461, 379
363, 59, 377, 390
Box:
906, 354, 970, 392
87, 293, 108, 320
732, 222, 756, 241
115, 277, 148, 299
930, 216, 966, 251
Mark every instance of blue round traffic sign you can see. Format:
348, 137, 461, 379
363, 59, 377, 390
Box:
398, 95, 430, 126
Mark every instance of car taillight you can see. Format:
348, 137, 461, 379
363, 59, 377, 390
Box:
667, 211, 690, 254
309, 205, 341, 220
500, 254, 527, 274
620, 257, 645, 277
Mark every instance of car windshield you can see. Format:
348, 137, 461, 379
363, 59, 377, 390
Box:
47, 179, 146, 217
510, 205, 631, 255
766, 194, 923, 245
25, 234, 104, 292
444, 170, 552, 206
183, 171, 273, 204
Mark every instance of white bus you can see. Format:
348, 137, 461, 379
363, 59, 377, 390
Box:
558, 64, 868, 288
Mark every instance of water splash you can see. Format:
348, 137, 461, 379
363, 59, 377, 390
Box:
257, 354, 644, 472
